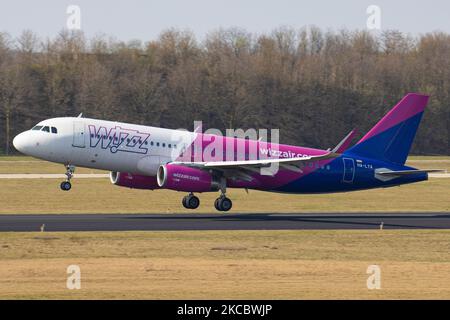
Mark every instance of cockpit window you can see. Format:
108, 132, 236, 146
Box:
32, 126, 43, 131
51, 127, 58, 134
42, 126, 50, 132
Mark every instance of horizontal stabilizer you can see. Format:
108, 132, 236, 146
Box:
376, 169, 444, 176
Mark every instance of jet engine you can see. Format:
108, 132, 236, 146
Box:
156, 164, 220, 192
110, 172, 160, 190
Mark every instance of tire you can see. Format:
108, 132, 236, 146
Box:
187, 195, 200, 209
182, 196, 188, 208
60, 181, 71, 191
219, 197, 232, 212
214, 198, 220, 211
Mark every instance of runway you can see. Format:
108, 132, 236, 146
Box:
0, 213, 449, 232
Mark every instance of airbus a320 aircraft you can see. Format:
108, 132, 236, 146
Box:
13, 93, 440, 211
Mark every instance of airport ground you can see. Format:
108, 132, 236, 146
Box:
0, 156, 449, 299
0, 156, 448, 214
0, 230, 449, 299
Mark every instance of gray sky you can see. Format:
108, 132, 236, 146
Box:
1, 0, 449, 41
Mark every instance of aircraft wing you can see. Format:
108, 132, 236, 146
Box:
171, 152, 339, 175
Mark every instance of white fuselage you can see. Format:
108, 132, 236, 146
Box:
13, 117, 194, 175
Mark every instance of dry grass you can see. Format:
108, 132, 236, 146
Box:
0, 153, 449, 214
406, 159, 450, 172
0, 177, 449, 214
1, 156, 448, 300
0, 157, 104, 174
0, 230, 449, 299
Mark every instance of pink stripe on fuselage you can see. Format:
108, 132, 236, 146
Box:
358, 93, 429, 143
176, 133, 331, 190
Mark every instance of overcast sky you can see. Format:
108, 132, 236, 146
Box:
1, 0, 449, 41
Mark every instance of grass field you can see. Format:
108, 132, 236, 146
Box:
1, 156, 449, 173
0, 230, 449, 299
0, 178, 448, 214
0, 156, 104, 174
0, 156, 449, 300
0, 156, 449, 214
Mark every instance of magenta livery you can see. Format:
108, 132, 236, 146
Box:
13, 93, 441, 211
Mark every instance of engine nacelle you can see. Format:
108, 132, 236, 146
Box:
157, 164, 220, 192
110, 172, 160, 190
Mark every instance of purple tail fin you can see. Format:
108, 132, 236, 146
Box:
346, 93, 429, 164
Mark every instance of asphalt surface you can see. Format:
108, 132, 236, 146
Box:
0, 213, 449, 232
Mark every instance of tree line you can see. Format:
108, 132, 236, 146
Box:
0, 27, 449, 155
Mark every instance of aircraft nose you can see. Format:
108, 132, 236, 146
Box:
13, 132, 30, 154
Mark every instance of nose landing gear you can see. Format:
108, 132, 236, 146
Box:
60, 165, 75, 191
182, 193, 200, 209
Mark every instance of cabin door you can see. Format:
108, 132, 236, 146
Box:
342, 158, 355, 183
73, 121, 86, 148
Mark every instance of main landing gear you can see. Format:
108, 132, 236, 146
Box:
60, 165, 75, 191
181, 178, 232, 211
214, 195, 232, 212
214, 180, 232, 211
181, 192, 232, 211
182, 193, 200, 209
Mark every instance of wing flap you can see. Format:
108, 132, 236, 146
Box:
172, 152, 339, 171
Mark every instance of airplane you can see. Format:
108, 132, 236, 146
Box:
12, 93, 441, 211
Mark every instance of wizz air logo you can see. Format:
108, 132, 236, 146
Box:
88, 125, 150, 154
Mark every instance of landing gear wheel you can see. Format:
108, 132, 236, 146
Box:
60, 165, 75, 192
187, 195, 200, 209
60, 181, 72, 191
215, 196, 232, 212
182, 196, 188, 208
182, 194, 200, 209
214, 198, 220, 211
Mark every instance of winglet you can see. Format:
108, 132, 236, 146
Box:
331, 129, 357, 153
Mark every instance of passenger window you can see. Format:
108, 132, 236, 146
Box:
51, 127, 57, 134
42, 126, 50, 132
